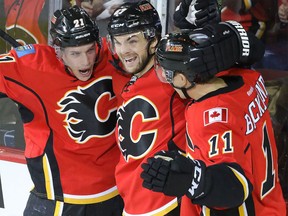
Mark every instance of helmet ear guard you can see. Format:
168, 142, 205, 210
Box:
154, 58, 176, 84
143, 28, 156, 40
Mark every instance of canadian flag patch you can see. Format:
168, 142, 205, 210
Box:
204, 107, 228, 126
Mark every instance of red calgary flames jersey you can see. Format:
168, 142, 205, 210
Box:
181, 68, 286, 215
0, 42, 120, 204
114, 67, 186, 215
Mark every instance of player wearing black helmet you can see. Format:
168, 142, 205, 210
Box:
107, 2, 186, 215
49, 6, 103, 81
0, 1, 266, 215
0, 5, 124, 215
141, 30, 286, 215
106, 1, 265, 216
107, 0, 162, 75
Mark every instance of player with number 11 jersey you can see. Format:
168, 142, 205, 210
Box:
182, 68, 286, 215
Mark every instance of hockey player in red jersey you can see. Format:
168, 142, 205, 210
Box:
141, 23, 286, 215
107, 2, 186, 215
0, 1, 265, 215
0, 6, 125, 215
107, 1, 265, 215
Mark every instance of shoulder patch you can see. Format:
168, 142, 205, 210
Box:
15, 44, 35, 58
204, 107, 228, 126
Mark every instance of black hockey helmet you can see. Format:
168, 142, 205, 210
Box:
107, 0, 162, 39
155, 31, 213, 85
50, 5, 101, 48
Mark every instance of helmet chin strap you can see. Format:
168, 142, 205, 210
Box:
172, 83, 195, 99
64, 65, 74, 76
180, 88, 191, 99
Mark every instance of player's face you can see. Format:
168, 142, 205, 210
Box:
113, 31, 153, 76
61, 43, 97, 81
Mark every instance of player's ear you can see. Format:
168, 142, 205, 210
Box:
149, 37, 158, 55
55, 47, 63, 60
173, 73, 188, 88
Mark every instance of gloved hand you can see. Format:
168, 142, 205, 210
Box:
141, 150, 206, 199
174, 0, 220, 29
186, 20, 264, 75
221, 20, 265, 65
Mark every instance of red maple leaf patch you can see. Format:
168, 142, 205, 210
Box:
210, 111, 220, 118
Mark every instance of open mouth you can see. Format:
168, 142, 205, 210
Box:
124, 56, 137, 64
79, 69, 92, 76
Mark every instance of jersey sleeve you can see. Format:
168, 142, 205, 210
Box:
0, 44, 59, 99
193, 161, 253, 208
0, 51, 20, 94
185, 101, 253, 209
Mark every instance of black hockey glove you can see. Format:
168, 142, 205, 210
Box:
141, 150, 206, 199
174, 0, 220, 29
186, 21, 264, 76
223, 20, 265, 65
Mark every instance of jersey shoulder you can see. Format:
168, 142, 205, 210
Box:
11, 44, 59, 69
